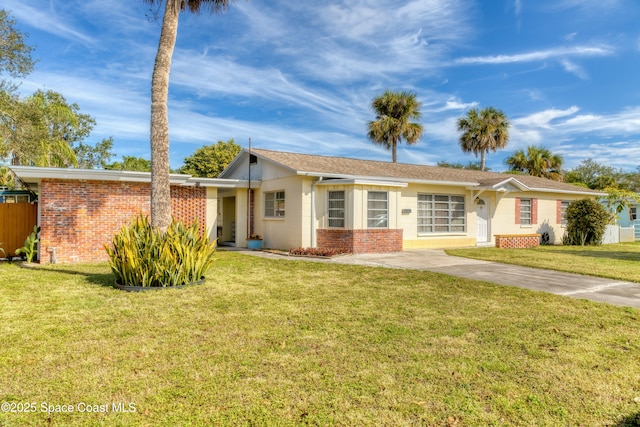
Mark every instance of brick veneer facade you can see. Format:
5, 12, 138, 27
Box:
316, 229, 403, 254
39, 179, 206, 264
494, 234, 541, 249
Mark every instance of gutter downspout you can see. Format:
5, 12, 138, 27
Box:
247, 138, 252, 240
310, 177, 323, 247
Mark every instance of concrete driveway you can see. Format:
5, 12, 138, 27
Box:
328, 249, 640, 308
231, 248, 640, 309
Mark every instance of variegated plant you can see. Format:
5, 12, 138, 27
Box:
105, 215, 216, 287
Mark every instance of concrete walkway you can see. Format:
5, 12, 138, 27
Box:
225, 248, 640, 309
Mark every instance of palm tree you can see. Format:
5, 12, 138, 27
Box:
506, 145, 564, 181
143, 0, 231, 231
457, 107, 510, 171
1, 89, 79, 167
367, 90, 423, 163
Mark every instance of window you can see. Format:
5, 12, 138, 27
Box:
0, 195, 29, 203
520, 198, 532, 225
631, 207, 637, 221
418, 194, 465, 233
367, 191, 388, 228
561, 200, 570, 225
264, 191, 285, 217
328, 191, 345, 228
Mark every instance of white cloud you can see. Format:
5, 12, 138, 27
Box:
506, 106, 640, 169
514, 0, 523, 16
513, 106, 580, 129
560, 59, 589, 79
4, 1, 96, 46
456, 45, 612, 65
431, 98, 478, 112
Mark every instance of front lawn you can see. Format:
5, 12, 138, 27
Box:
446, 242, 640, 283
1, 251, 639, 426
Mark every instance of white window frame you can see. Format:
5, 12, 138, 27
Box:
417, 194, 466, 234
520, 198, 532, 225
367, 191, 388, 228
328, 190, 345, 228
264, 191, 285, 217
561, 200, 570, 226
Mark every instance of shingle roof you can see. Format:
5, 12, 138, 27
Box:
249, 148, 603, 195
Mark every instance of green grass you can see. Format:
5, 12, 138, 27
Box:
1, 251, 639, 426
446, 242, 640, 283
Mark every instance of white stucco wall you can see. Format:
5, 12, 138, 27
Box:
400, 184, 476, 248
491, 193, 588, 244
255, 175, 306, 250
206, 187, 218, 242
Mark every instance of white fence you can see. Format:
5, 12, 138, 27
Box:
601, 225, 636, 244
619, 226, 635, 242
602, 224, 620, 244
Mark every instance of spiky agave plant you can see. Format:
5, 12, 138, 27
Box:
105, 214, 216, 287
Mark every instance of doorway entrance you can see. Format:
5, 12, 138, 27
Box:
475, 198, 489, 244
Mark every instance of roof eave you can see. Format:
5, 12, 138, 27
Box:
10, 166, 248, 188
527, 187, 607, 196
298, 171, 477, 187
316, 178, 408, 188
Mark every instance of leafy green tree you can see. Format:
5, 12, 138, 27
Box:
437, 160, 487, 171
564, 158, 628, 190
623, 167, 640, 192
0, 89, 96, 167
144, 0, 232, 232
457, 107, 510, 171
106, 156, 151, 172
603, 187, 640, 222
0, 9, 36, 89
505, 145, 564, 181
75, 137, 114, 169
178, 139, 241, 177
367, 90, 423, 163
563, 199, 610, 246
0, 165, 14, 188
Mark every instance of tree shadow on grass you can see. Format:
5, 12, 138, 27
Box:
542, 248, 640, 262
613, 412, 640, 426
29, 265, 114, 288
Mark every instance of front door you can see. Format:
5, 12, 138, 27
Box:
476, 198, 489, 243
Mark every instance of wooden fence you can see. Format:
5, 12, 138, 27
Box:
0, 203, 38, 257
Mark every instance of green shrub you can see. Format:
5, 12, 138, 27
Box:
15, 225, 40, 262
562, 199, 609, 246
289, 247, 347, 257
105, 215, 217, 287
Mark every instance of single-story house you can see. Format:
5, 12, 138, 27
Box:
9, 148, 604, 263
218, 148, 605, 251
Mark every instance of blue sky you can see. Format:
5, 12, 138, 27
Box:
4, 0, 640, 171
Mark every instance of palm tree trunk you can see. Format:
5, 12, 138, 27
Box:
392, 138, 397, 163
149, 0, 179, 232
480, 151, 486, 171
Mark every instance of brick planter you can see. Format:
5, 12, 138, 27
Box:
495, 234, 541, 249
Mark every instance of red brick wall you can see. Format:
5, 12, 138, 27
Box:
39, 179, 206, 264
316, 229, 403, 254
495, 234, 541, 249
